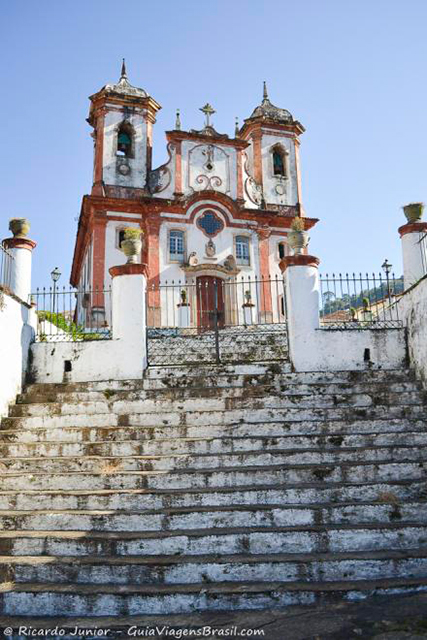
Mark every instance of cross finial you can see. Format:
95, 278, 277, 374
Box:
175, 109, 181, 130
263, 81, 268, 101
200, 103, 216, 127
120, 58, 128, 80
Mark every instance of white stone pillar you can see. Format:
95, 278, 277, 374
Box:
2, 236, 37, 302
177, 303, 191, 328
109, 264, 147, 375
279, 254, 321, 370
399, 222, 427, 289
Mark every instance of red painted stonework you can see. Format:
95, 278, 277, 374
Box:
279, 255, 320, 272
398, 222, 427, 237
3, 238, 37, 251
109, 263, 148, 278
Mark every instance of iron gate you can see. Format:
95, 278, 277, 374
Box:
146, 276, 288, 366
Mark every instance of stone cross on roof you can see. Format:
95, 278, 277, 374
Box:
200, 103, 216, 127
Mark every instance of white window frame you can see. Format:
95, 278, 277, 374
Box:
168, 228, 186, 263
235, 234, 251, 267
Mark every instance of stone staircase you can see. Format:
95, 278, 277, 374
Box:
1, 362, 427, 624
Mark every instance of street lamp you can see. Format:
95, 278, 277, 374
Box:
381, 259, 392, 305
51, 267, 61, 314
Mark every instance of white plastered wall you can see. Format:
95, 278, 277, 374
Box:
181, 142, 237, 199
102, 106, 147, 189
261, 133, 298, 206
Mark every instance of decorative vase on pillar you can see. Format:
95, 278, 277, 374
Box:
403, 203, 424, 223
9, 217, 30, 238
287, 217, 309, 255
120, 228, 144, 264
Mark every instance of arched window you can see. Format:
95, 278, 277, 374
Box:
117, 124, 133, 157
272, 147, 286, 177
235, 236, 250, 266
278, 242, 286, 260
169, 230, 185, 262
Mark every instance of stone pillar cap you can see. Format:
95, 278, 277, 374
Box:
279, 254, 320, 273
2, 237, 37, 251
398, 222, 427, 238
109, 263, 148, 278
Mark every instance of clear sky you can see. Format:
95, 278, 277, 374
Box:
2, 0, 427, 288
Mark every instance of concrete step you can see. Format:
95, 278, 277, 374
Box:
0, 479, 424, 511
0, 460, 425, 491
2, 523, 427, 557
2, 431, 427, 458
3, 404, 426, 432
1, 445, 427, 474
9, 391, 426, 418
0, 501, 425, 532
16, 381, 422, 405
1, 419, 426, 444
2, 576, 427, 616
4, 549, 427, 586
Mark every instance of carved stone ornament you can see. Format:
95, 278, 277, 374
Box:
243, 152, 263, 206
188, 252, 199, 266
148, 143, 173, 194
117, 162, 130, 176
205, 239, 216, 257
223, 255, 237, 271
275, 182, 286, 196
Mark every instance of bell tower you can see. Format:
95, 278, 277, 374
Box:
88, 61, 161, 195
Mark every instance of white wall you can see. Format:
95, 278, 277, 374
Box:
181, 142, 237, 198
261, 133, 298, 207
102, 106, 147, 189
0, 291, 36, 416
398, 275, 427, 384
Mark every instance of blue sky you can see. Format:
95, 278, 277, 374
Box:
2, 0, 427, 288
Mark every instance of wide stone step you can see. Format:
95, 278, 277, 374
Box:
0, 479, 424, 511
16, 381, 422, 405
3, 405, 426, 432
9, 391, 426, 418
0, 460, 425, 491
1, 419, 426, 444
2, 523, 427, 557
2, 430, 427, 458
4, 549, 427, 586
1, 445, 426, 474
2, 576, 427, 616
0, 501, 426, 532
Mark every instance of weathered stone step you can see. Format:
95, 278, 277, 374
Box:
3, 404, 426, 431
9, 391, 425, 418
0, 460, 425, 491
2, 522, 427, 557
2, 576, 427, 616
4, 549, 427, 586
1, 419, 425, 444
16, 381, 422, 405
0, 479, 423, 511
1, 445, 426, 474
0, 500, 425, 531
2, 431, 427, 458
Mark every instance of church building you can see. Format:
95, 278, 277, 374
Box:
70, 62, 318, 328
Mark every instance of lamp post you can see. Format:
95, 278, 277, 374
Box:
51, 267, 61, 314
381, 259, 392, 305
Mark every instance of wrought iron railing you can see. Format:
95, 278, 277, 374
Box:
146, 275, 286, 329
319, 272, 404, 329
0, 243, 14, 289
146, 276, 288, 366
31, 285, 112, 342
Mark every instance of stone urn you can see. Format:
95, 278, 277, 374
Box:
287, 229, 309, 255
403, 202, 424, 223
9, 217, 30, 238
120, 229, 144, 264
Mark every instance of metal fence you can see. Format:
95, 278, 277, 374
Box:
319, 272, 404, 329
0, 243, 14, 289
31, 285, 112, 342
146, 276, 288, 366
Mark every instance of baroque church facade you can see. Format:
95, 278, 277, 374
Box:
71, 62, 318, 327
